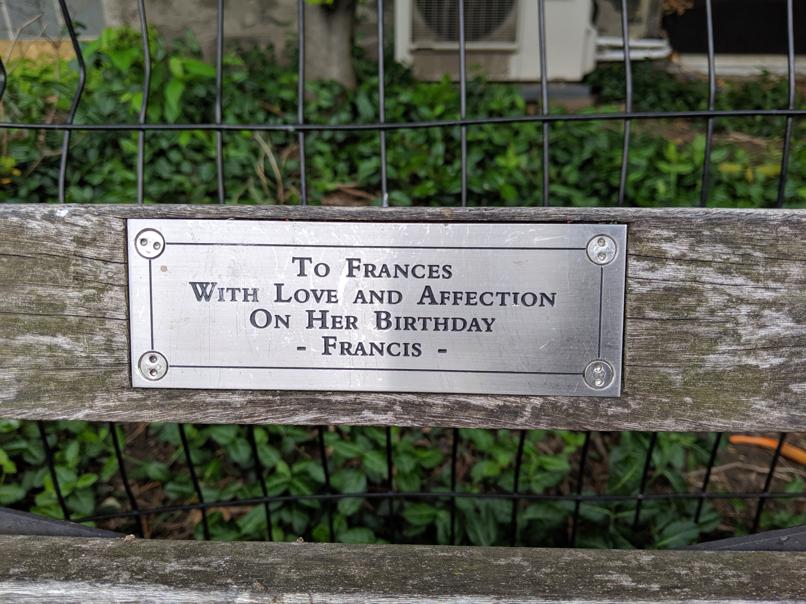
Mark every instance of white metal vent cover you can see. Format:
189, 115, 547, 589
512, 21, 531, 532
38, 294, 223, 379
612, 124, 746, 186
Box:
412, 0, 518, 47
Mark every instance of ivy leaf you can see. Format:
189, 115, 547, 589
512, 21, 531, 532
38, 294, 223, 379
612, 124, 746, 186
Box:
236, 505, 267, 535
164, 80, 185, 123
402, 503, 438, 526
107, 48, 140, 72
0, 484, 26, 505
655, 520, 700, 549
0, 449, 17, 474
338, 527, 375, 544
183, 58, 217, 78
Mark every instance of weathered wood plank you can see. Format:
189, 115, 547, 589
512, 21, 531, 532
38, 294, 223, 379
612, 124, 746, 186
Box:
0, 536, 804, 602
1, 205, 805, 430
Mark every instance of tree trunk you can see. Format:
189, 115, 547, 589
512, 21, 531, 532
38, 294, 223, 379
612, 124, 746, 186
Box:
304, 0, 357, 89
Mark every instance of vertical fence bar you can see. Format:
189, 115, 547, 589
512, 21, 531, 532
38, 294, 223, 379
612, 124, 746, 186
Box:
617, 0, 632, 206
108, 423, 144, 537
449, 428, 459, 545
458, 0, 467, 207
56, 0, 86, 204
694, 432, 722, 523
537, 0, 550, 206
385, 426, 396, 542
509, 430, 527, 546
297, 0, 308, 205
36, 421, 70, 521
699, 0, 716, 207
752, 433, 787, 533
0, 56, 6, 101
247, 425, 272, 541
377, 0, 388, 206
136, 0, 151, 205
570, 431, 592, 546
317, 426, 335, 541
777, 0, 796, 208
178, 424, 210, 540
632, 432, 657, 529
214, 0, 225, 204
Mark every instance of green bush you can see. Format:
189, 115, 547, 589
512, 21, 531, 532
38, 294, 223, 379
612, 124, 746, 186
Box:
0, 27, 804, 206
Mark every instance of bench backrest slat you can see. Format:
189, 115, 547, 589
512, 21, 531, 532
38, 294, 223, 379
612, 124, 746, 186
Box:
1, 205, 804, 431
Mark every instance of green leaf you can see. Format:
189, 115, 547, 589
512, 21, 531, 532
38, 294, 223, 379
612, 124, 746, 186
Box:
465, 506, 498, 546
168, 56, 185, 78
331, 440, 364, 459
207, 425, 238, 446
578, 504, 610, 523
140, 461, 171, 482
337, 496, 363, 516
413, 448, 443, 469
539, 455, 570, 473
470, 460, 501, 482
227, 437, 252, 467
164, 80, 185, 122
0, 449, 17, 473
331, 469, 366, 494
107, 48, 140, 72
0, 484, 26, 505
182, 58, 217, 78
362, 450, 388, 478
75, 473, 98, 490
265, 474, 289, 496
64, 440, 80, 467
67, 489, 96, 517
655, 520, 700, 549
402, 503, 438, 526
236, 505, 267, 535
338, 527, 375, 544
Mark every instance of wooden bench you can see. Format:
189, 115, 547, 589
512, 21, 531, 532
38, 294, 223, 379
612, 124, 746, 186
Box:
1, 204, 805, 602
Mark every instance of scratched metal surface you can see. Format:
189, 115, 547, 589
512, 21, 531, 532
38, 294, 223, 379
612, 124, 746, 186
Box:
128, 219, 626, 396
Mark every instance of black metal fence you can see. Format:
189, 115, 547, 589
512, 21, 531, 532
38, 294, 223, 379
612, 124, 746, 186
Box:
2, 0, 804, 546
31, 422, 803, 545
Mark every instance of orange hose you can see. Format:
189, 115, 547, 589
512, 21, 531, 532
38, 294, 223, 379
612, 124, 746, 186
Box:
728, 435, 806, 466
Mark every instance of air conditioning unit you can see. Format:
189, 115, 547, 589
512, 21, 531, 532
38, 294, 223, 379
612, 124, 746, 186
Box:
395, 0, 597, 82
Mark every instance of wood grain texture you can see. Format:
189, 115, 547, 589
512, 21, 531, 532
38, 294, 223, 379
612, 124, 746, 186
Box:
1, 205, 805, 430
0, 536, 804, 602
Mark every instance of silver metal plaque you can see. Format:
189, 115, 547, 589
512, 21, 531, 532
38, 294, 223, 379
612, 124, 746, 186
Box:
128, 220, 626, 396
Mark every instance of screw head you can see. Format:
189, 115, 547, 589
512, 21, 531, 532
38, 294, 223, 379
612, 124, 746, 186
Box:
134, 228, 166, 259
583, 360, 615, 390
138, 351, 168, 381
586, 234, 617, 265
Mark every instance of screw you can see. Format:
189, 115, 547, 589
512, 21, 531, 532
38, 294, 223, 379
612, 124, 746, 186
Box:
134, 228, 166, 259
138, 351, 168, 381
584, 360, 615, 390
587, 234, 617, 266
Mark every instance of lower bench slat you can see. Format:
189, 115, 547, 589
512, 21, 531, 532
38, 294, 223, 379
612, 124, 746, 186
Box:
0, 536, 804, 602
